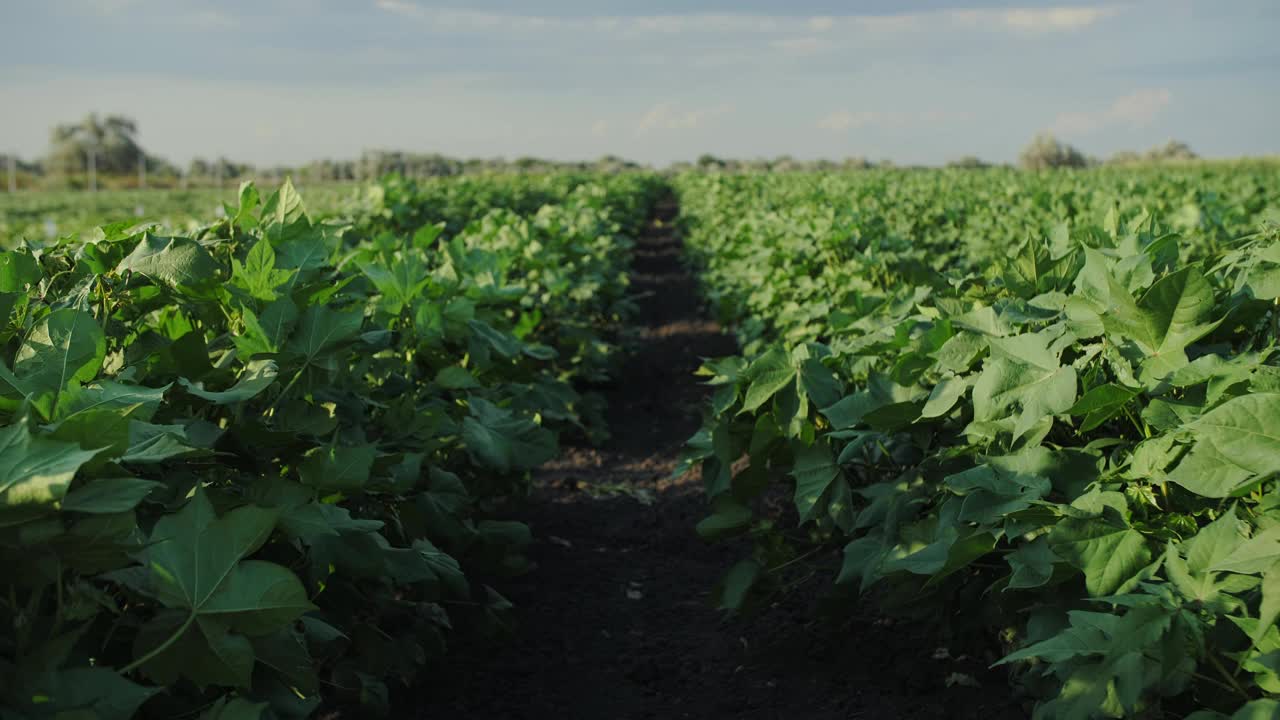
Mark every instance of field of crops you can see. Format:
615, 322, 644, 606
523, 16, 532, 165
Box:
0, 186, 361, 249
0, 173, 662, 718
2, 162, 1279, 719
677, 164, 1280, 719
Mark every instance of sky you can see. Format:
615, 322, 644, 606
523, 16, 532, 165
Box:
3, 0, 1278, 167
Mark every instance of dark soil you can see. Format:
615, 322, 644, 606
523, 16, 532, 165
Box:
410, 197, 1029, 719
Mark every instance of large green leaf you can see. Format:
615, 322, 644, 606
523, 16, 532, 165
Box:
134, 489, 314, 686
17, 667, 161, 719
971, 330, 1077, 440
117, 235, 221, 291
14, 308, 106, 401
0, 249, 41, 290
297, 444, 376, 493
791, 442, 839, 523
1102, 267, 1218, 381
285, 305, 363, 365
0, 419, 102, 519
740, 347, 796, 413
1166, 394, 1280, 497
232, 240, 296, 302
461, 398, 556, 473
1049, 510, 1152, 597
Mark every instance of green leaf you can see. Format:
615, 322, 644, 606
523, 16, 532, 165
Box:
117, 235, 221, 291
1249, 561, 1280, 638
0, 249, 41, 290
298, 444, 376, 493
995, 611, 1112, 665
740, 348, 796, 413
971, 330, 1077, 441
1232, 700, 1280, 720
201, 696, 269, 720
1068, 383, 1138, 432
791, 442, 839, 524
138, 489, 313, 671
286, 306, 363, 364
1187, 393, 1280, 477
133, 612, 254, 689
461, 398, 556, 473
921, 374, 970, 418
21, 667, 161, 720
0, 419, 103, 519
1213, 526, 1280, 575
1167, 442, 1257, 498
180, 360, 280, 405
696, 495, 753, 539
716, 559, 762, 611
435, 365, 480, 390
262, 179, 307, 239
1049, 512, 1152, 597
62, 477, 162, 514
232, 240, 296, 302
15, 308, 106, 401
1102, 267, 1219, 381
1006, 536, 1060, 590
62, 381, 168, 423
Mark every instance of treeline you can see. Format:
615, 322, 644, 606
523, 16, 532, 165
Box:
1015, 134, 1203, 170
2, 114, 1252, 192
4, 114, 648, 191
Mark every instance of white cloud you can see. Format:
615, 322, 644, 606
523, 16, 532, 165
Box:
770, 36, 827, 55
817, 109, 972, 131
996, 7, 1118, 33
178, 9, 236, 29
637, 102, 733, 134
371, 2, 1121, 37
75, 0, 143, 15
1050, 89, 1172, 134
818, 111, 884, 131
61, 0, 236, 28
808, 16, 835, 32
590, 120, 609, 138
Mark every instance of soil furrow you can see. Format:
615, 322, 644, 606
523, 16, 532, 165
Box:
412, 195, 1023, 720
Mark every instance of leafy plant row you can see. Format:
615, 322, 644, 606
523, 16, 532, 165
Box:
0, 173, 660, 719
676, 166, 1280, 719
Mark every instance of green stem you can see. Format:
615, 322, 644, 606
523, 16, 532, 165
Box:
1207, 652, 1251, 700
768, 547, 828, 575
119, 612, 195, 675
265, 366, 306, 415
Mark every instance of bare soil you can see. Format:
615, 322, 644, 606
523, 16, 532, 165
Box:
408, 197, 1029, 719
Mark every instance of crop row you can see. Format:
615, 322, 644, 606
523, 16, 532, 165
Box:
0, 174, 660, 718
677, 165, 1280, 719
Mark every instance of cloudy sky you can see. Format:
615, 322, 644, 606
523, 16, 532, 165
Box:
4, 0, 1278, 166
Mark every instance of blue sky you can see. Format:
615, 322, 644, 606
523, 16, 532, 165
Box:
3, 0, 1278, 166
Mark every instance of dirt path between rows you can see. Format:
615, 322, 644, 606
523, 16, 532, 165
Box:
411, 196, 1025, 719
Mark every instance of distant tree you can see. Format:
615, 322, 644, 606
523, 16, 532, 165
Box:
947, 155, 990, 169
1146, 140, 1198, 162
1106, 140, 1199, 166
1107, 150, 1143, 165
1018, 133, 1087, 170
47, 114, 145, 176
696, 154, 726, 170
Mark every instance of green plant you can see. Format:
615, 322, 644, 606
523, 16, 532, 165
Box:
0, 174, 656, 718
678, 165, 1280, 718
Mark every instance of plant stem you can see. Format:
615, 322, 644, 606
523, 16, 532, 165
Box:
119, 612, 195, 675
265, 365, 306, 415
1207, 652, 1251, 700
